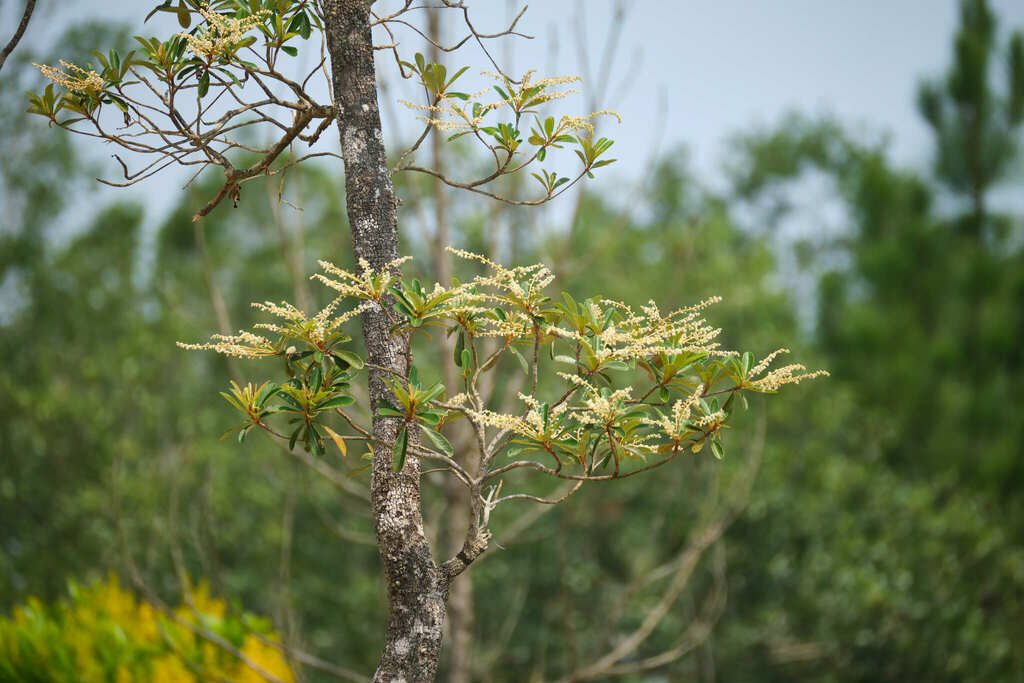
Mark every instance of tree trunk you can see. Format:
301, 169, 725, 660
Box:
322, 2, 447, 680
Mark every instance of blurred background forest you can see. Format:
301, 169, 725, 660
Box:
2, 1, 1024, 681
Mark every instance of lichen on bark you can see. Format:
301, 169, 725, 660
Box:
322, 1, 456, 679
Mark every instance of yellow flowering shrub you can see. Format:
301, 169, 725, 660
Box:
0, 574, 294, 683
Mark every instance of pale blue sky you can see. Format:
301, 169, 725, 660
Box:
7, 0, 1024, 218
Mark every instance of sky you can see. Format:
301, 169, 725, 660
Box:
7, 0, 1024, 223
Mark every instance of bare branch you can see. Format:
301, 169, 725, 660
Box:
493, 478, 583, 506
0, 0, 35, 73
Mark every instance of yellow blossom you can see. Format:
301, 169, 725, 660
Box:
179, 5, 269, 60
748, 349, 830, 392
33, 60, 104, 95
177, 330, 277, 358
313, 256, 412, 302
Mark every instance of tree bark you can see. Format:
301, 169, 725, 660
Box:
323, 2, 447, 680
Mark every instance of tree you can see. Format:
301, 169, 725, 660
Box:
25, 2, 823, 679
917, 0, 1024, 238
711, 4, 1024, 674
727, 2, 1024, 493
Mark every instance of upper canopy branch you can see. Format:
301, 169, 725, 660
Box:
28, 1, 338, 220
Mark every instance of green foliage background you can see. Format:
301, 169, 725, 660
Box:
2, 2, 1023, 681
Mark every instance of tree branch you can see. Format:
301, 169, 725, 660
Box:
0, 0, 35, 74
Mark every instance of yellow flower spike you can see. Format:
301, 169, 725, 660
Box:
33, 61, 105, 95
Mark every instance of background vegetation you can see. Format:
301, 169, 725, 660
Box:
2, 1, 1023, 680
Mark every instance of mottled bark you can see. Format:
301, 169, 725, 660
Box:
322, 2, 447, 680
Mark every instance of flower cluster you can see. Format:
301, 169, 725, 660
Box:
33, 60, 104, 95
313, 256, 411, 303
180, 247, 825, 475
253, 298, 367, 347
748, 348, 830, 392
644, 388, 704, 441
177, 330, 277, 359
400, 70, 595, 133
446, 247, 555, 332
178, 295, 368, 359
179, 5, 269, 60
480, 70, 582, 109
467, 393, 571, 443
549, 295, 728, 366
557, 110, 623, 137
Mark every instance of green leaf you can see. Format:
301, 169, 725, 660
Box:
417, 410, 442, 426
446, 65, 470, 87
317, 395, 355, 410
220, 423, 247, 441
309, 428, 325, 457
420, 425, 453, 456
219, 391, 245, 413
741, 351, 754, 376
509, 347, 530, 374
710, 439, 724, 460
454, 330, 466, 367
723, 392, 736, 415
256, 382, 280, 408
277, 391, 303, 410
331, 349, 364, 370
145, 2, 173, 23
419, 382, 446, 404
503, 445, 537, 460
377, 396, 403, 413
281, 45, 298, 57
108, 95, 130, 114
392, 427, 408, 472
197, 70, 210, 97
288, 10, 311, 39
